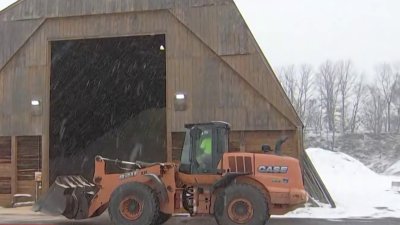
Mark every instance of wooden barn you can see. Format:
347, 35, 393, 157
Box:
0, 0, 306, 206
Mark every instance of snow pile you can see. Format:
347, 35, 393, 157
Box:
305, 133, 400, 173
385, 161, 400, 176
284, 148, 400, 218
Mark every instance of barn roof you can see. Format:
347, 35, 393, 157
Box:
0, 0, 303, 127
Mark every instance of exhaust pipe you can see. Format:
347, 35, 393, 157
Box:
275, 136, 289, 156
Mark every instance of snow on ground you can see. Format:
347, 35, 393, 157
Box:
385, 160, 400, 176
282, 148, 400, 219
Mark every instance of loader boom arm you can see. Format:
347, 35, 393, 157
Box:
87, 156, 176, 218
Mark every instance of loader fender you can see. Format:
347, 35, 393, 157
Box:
234, 176, 271, 202
212, 172, 250, 191
145, 173, 169, 204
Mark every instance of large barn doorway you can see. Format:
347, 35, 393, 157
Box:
49, 35, 166, 183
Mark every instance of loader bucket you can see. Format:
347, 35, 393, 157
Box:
33, 176, 97, 220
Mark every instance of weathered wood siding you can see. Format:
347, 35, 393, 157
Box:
0, 136, 12, 205
0, 136, 41, 206
0, 10, 296, 135
0, 0, 303, 205
0, 0, 301, 127
0, 19, 44, 71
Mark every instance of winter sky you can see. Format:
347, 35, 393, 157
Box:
1, 0, 399, 80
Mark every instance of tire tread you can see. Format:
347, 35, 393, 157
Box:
108, 182, 160, 225
214, 183, 269, 225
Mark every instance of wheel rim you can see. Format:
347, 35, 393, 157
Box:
227, 198, 254, 224
119, 196, 143, 220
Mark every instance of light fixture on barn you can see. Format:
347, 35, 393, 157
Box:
160, 45, 165, 51
174, 92, 187, 111
31, 100, 40, 106
31, 99, 42, 116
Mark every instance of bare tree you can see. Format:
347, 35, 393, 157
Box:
362, 86, 386, 134
305, 98, 323, 134
393, 64, 400, 133
295, 64, 313, 123
376, 63, 399, 132
337, 60, 356, 133
279, 65, 297, 104
318, 60, 339, 149
318, 61, 338, 132
349, 75, 364, 133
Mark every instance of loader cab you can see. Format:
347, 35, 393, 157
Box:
179, 122, 230, 174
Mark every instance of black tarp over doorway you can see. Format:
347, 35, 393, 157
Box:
50, 35, 166, 183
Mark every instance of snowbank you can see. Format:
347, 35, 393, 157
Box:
385, 161, 400, 176
282, 148, 400, 218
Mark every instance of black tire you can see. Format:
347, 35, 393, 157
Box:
108, 182, 160, 225
214, 184, 270, 225
156, 212, 172, 224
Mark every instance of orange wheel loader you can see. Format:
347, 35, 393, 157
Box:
34, 122, 308, 225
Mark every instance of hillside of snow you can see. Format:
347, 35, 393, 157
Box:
305, 133, 400, 173
283, 148, 400, 218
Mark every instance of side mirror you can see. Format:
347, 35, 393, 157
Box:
261, 144, 273, 153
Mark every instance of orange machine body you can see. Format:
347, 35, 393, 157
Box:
87, 152, 307, 218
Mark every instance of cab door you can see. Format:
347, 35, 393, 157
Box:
179, 125, 228, 174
